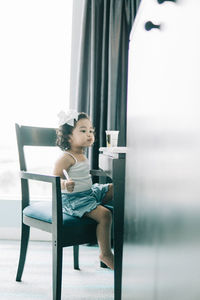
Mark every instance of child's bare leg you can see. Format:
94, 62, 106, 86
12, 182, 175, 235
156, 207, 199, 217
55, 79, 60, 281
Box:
85, 205, 114, 270
102, 184, 113, 204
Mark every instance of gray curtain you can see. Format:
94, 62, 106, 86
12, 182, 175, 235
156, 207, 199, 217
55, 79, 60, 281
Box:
75, 0, 140, 168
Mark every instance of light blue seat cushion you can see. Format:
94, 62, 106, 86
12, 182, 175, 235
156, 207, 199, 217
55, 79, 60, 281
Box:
23, 202, 112, 245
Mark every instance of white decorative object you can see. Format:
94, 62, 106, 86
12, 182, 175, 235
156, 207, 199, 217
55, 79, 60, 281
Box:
63, 169, 70, 181
57, 110, 78, 126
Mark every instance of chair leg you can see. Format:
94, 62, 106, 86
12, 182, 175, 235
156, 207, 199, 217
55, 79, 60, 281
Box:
16, 223, 30, 281
52, 240, 63, 300
73, 245, 79, 270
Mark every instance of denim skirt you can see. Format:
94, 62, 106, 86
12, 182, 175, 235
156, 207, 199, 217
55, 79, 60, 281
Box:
62, 183, 109, 218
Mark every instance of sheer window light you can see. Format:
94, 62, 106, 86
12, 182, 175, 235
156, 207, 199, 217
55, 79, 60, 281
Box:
0, 0, 73, 200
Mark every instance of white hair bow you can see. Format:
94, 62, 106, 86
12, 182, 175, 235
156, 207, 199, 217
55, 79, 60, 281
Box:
57, 110, 78, 126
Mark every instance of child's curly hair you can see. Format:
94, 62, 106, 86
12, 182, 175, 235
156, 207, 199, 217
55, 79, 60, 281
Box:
56, 112, 90, 150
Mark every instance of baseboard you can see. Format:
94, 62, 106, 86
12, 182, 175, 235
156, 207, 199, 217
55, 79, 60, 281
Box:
0, 227, 51, 241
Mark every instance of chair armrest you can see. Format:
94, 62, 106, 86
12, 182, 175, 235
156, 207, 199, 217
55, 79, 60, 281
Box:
20, 171, 63, 230
90, 169, 107, 177
20, 171, 59, 183
21, 170, 107, 181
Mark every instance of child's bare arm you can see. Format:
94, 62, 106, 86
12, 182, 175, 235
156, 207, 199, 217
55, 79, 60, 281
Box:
53, 153, 73, 177
53, 153, 75, 192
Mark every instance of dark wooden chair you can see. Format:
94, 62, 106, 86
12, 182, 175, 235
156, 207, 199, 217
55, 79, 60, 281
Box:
15, 123, 110, 300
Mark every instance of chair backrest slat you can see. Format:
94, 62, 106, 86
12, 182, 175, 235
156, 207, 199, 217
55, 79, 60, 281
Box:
19, 125, 57, 147
15, 123, 57, 172
15, 123, 58, 206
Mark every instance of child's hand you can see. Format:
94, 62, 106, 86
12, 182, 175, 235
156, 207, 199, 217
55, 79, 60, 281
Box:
64, 179, 75, 193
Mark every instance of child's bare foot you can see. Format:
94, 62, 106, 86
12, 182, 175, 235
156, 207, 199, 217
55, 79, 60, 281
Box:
99, 253, 114, 270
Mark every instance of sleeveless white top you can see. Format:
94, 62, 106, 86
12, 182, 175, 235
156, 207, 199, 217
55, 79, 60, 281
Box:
62, 151, 92, 194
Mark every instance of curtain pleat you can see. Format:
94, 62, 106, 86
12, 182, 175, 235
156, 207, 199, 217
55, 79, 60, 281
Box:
75, 0, 140, 168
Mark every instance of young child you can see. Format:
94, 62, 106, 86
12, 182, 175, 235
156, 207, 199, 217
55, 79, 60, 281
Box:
53, 110, 114, 270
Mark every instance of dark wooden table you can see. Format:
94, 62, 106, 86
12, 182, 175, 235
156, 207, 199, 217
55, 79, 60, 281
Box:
99, 147, 126, 300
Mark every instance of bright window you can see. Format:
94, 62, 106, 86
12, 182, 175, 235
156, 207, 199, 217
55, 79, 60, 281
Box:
0, 0, 73, 200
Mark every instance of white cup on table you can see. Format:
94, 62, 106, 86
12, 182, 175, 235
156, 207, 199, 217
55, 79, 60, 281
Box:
105, 130, 119, 147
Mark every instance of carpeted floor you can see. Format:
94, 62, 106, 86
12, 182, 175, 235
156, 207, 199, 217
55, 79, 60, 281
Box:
0, 240, 114, 300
